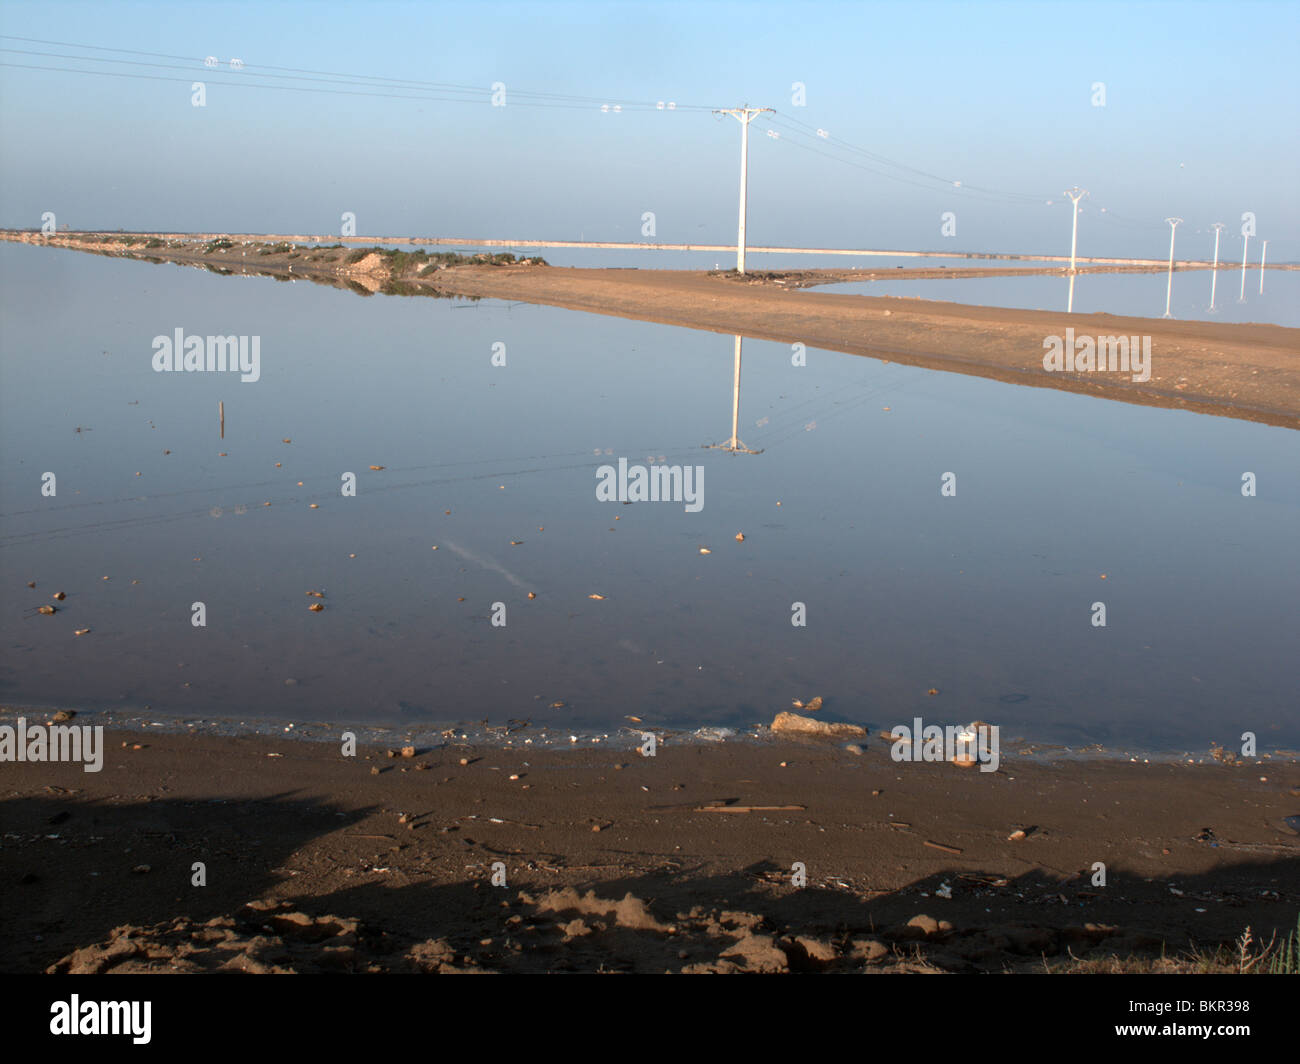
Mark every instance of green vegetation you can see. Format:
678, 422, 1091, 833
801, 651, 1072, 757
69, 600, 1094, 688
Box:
1267, 916, 1299, 974
203, 238, 235, 253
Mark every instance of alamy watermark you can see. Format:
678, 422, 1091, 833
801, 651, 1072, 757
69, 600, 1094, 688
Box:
1042, 327, 1150, 383
152, 328, 261, 382
596, 457, 704, 512
889, 718, 1000, 773
0, 717, 104, 772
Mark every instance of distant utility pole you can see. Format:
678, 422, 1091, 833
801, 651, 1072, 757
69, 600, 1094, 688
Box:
1209, 222, 1226, 311
1259, 239, 1269, 294
714, 106, 773, 274
1163, 217, 1182, 318
1064, 187, 1087, 312
1239, 233, 1250, 302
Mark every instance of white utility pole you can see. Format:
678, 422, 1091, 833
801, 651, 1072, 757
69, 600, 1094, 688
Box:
1209, 222, 1225, 311
1064, 187, 1087, 312
1239, 233, 1249, 302
714, 106, 773, 274
1163, 217, 1182, 318
1259, 239, 1268, 294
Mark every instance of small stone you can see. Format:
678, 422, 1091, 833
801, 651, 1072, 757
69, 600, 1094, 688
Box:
400, 746, 416, 758
370, 767, 380, 776
131, 864, 151, 875
53, 710, 75, 723
459, 758, 469, 766
53, 592, 66, 600
844, 743, 863, 756
1008, 829, 1028, 841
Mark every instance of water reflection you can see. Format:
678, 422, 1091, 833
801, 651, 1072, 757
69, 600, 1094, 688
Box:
705, 335, 764, 455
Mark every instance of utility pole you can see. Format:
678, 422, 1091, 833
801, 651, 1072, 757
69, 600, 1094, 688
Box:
714, 106, 773, 274
1239, 233, 1249, 302
1259, 239, 1268, 294
1163, 217, 1182, 318
1209, 222, 1225, 311
1064, 187, 1087, 312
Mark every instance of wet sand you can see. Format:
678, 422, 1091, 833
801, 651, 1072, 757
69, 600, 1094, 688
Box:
4, 724, 1297, 973
6, 231, 1298, 430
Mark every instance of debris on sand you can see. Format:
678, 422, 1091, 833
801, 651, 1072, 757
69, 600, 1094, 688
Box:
770, 711, 864, 738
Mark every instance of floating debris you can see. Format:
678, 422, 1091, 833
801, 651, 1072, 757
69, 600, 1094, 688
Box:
74, 628, 91, 636
37, 605, 57, 615
308, 603, 324, 612
588, 594, 606, 600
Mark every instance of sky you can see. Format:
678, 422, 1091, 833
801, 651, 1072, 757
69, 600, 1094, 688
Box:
1, 0, 1296, 261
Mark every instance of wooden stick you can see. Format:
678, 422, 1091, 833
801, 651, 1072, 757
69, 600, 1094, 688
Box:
923, 840, 963, 855
696, 804, 806, 813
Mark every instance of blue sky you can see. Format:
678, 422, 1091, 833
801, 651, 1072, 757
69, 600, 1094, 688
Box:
1, 0, 1296, 260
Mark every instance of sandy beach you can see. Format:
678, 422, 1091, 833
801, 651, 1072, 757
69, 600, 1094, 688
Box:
3, 721, 1297, 974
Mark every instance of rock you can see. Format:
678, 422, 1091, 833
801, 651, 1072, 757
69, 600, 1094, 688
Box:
53, 710, 75, 722
844, 743, 864, 755
719, 932, 789, 973
131, 865, 151, 875
849, 937, 889, 963
791, 936, 838, 966
770, 711, 865, 738
906, 914, 940, 935
400, 746, 416, 758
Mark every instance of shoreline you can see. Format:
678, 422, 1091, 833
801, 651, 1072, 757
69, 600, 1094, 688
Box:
4, 722, 1296, 973
6, 231, 1298, 431
3, 705, 1296, 766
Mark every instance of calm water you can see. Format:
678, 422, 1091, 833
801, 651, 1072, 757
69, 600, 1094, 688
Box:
819, 266, 1300, 327
2, 243, 1297, 750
